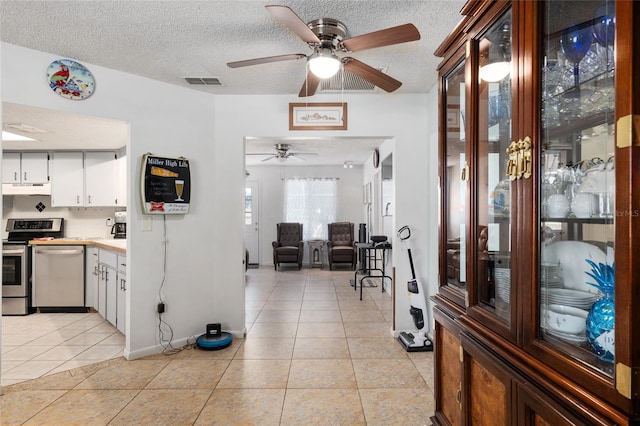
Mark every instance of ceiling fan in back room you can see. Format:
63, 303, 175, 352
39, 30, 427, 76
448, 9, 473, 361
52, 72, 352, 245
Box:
227, 5, 421, 97
247, 143, 319, 163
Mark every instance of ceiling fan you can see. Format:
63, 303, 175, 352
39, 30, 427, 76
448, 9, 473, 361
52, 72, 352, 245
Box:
247, 143, 319, 162
227, 5, 421, 97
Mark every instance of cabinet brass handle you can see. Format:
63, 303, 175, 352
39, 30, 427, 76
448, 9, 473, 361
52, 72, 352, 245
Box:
522, 136, 532, 179
506, 137, 533, 180
456, 388, 462, 405
506, 140, 519, 180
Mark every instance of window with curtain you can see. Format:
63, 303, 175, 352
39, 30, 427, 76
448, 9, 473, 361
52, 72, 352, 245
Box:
285, 178, 338, 240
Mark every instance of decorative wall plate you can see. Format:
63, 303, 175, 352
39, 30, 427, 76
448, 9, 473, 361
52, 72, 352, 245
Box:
46, 59, 95, 100
373, 148, 380, 168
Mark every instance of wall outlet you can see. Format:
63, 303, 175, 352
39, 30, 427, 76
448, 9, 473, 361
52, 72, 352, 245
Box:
142, 216, 152, 231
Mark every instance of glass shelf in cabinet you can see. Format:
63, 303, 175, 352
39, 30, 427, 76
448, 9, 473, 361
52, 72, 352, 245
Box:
541, 217, 613, 224
543, 109, 614, 141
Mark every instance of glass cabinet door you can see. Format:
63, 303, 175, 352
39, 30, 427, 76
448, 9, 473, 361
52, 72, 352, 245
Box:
473, 8, 513, 325
539, 0, 615, 377
442, 59, 467, 305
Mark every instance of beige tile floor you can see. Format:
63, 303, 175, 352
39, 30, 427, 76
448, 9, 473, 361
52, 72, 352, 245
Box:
0, 266, 435, 425
1, 312, 125, 387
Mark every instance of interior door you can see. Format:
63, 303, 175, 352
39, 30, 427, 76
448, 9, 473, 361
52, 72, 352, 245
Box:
244, 181, 260, 266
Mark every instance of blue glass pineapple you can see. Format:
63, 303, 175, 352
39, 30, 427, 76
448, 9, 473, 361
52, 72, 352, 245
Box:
584, 259, 615, 363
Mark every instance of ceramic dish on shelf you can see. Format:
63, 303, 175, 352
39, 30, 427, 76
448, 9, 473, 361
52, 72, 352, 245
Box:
542, 304, 588, 334
540, 288, 600, 309
542, 277, 564, 288
541, 240, 612, 293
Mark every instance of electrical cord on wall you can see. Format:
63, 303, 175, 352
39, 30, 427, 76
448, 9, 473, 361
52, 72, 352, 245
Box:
157, 214, 181, 355
155, 215, 201, 354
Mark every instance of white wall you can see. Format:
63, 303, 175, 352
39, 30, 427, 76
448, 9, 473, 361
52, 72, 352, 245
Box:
1, 43, 239, 365
1, 43, 441, 384
217, 93, 436, 335
360, 100, 439, 336
424, 84, 441, 337
245, 164, 365, 266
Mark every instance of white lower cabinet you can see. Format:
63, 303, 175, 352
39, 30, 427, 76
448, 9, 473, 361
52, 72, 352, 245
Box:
117, 254, 126, 334
96, 248, 126, 333
85, 246, 99, 310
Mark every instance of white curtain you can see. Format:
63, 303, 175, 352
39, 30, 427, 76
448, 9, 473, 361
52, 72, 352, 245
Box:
285, 178, 338, 240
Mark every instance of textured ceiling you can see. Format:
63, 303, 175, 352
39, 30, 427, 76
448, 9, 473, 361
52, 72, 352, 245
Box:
0, 0, 465, 164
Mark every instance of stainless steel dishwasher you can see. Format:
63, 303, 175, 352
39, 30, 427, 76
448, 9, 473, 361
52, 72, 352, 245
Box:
33, 245, 86, 312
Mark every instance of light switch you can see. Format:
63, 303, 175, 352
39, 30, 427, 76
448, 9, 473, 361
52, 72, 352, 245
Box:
143, 216, 152, 231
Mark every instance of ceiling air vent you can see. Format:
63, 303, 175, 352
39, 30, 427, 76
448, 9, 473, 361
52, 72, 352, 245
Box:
319, 68, 385, 92
184, 77, 222, 86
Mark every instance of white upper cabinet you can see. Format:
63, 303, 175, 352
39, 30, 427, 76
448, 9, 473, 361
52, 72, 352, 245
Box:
2, 152, 21, 183
2, 152, 49, 184
85, 151, 118, 207
117, 154, 127, 207
51, 152, 84, 206
51, 151, 119, 207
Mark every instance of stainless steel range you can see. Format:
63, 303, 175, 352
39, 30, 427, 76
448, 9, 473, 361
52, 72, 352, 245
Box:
2, 218, 64, 315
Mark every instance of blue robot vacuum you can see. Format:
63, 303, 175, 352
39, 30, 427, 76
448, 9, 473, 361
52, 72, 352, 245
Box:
196, 323, 232, 350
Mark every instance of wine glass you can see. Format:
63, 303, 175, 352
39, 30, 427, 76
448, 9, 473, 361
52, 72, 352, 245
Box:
592, 5, 615, 71
560, 25, 594, 96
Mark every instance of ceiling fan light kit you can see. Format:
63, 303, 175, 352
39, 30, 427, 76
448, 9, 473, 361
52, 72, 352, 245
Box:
308, 48, 341, 79
227, 5, 420, 97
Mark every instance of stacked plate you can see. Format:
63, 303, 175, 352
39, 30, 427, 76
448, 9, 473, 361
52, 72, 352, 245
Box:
494, 267, 511, 303
540, 288, 599, 310
540, 263, 564, 288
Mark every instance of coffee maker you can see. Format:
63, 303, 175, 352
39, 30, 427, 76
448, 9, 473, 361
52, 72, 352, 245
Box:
111, 211, 126, 239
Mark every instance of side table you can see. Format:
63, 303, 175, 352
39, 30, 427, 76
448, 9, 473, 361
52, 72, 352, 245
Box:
308, 240, 325, 269
354, 242, 392, 300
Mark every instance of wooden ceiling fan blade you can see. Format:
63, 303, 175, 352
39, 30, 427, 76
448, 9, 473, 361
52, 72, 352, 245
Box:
227, 53, 306, 68
265, 5, 321, 44
298, 70, 321, 97
341, 23, 420, 52
343, 58, 402, 92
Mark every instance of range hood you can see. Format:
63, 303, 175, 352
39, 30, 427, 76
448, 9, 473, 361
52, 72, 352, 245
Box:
2, 183, 52, 195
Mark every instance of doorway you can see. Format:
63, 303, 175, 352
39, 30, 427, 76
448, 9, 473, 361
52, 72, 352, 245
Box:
244, 181, 260, 267
1, 102, 128, 386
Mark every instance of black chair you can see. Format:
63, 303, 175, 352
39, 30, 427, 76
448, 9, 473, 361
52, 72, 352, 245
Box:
272, 223, 303, 270
326, 222, 357, 270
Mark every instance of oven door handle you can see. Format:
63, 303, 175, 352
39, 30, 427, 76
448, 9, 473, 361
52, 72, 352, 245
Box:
35, 249, 84, 255
3, 249, 25, 255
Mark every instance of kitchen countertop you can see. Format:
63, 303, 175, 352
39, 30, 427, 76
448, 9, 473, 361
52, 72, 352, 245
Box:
29, 238, 127, 254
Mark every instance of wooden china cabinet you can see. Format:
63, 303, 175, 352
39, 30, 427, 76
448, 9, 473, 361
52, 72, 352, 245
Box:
432, 0, 640, 424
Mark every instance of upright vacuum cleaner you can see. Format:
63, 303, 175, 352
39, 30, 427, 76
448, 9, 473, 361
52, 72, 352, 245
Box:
397, 226, 433, 352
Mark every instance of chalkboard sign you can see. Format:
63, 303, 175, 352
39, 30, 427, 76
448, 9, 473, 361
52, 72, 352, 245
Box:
140, 153, 191, 214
